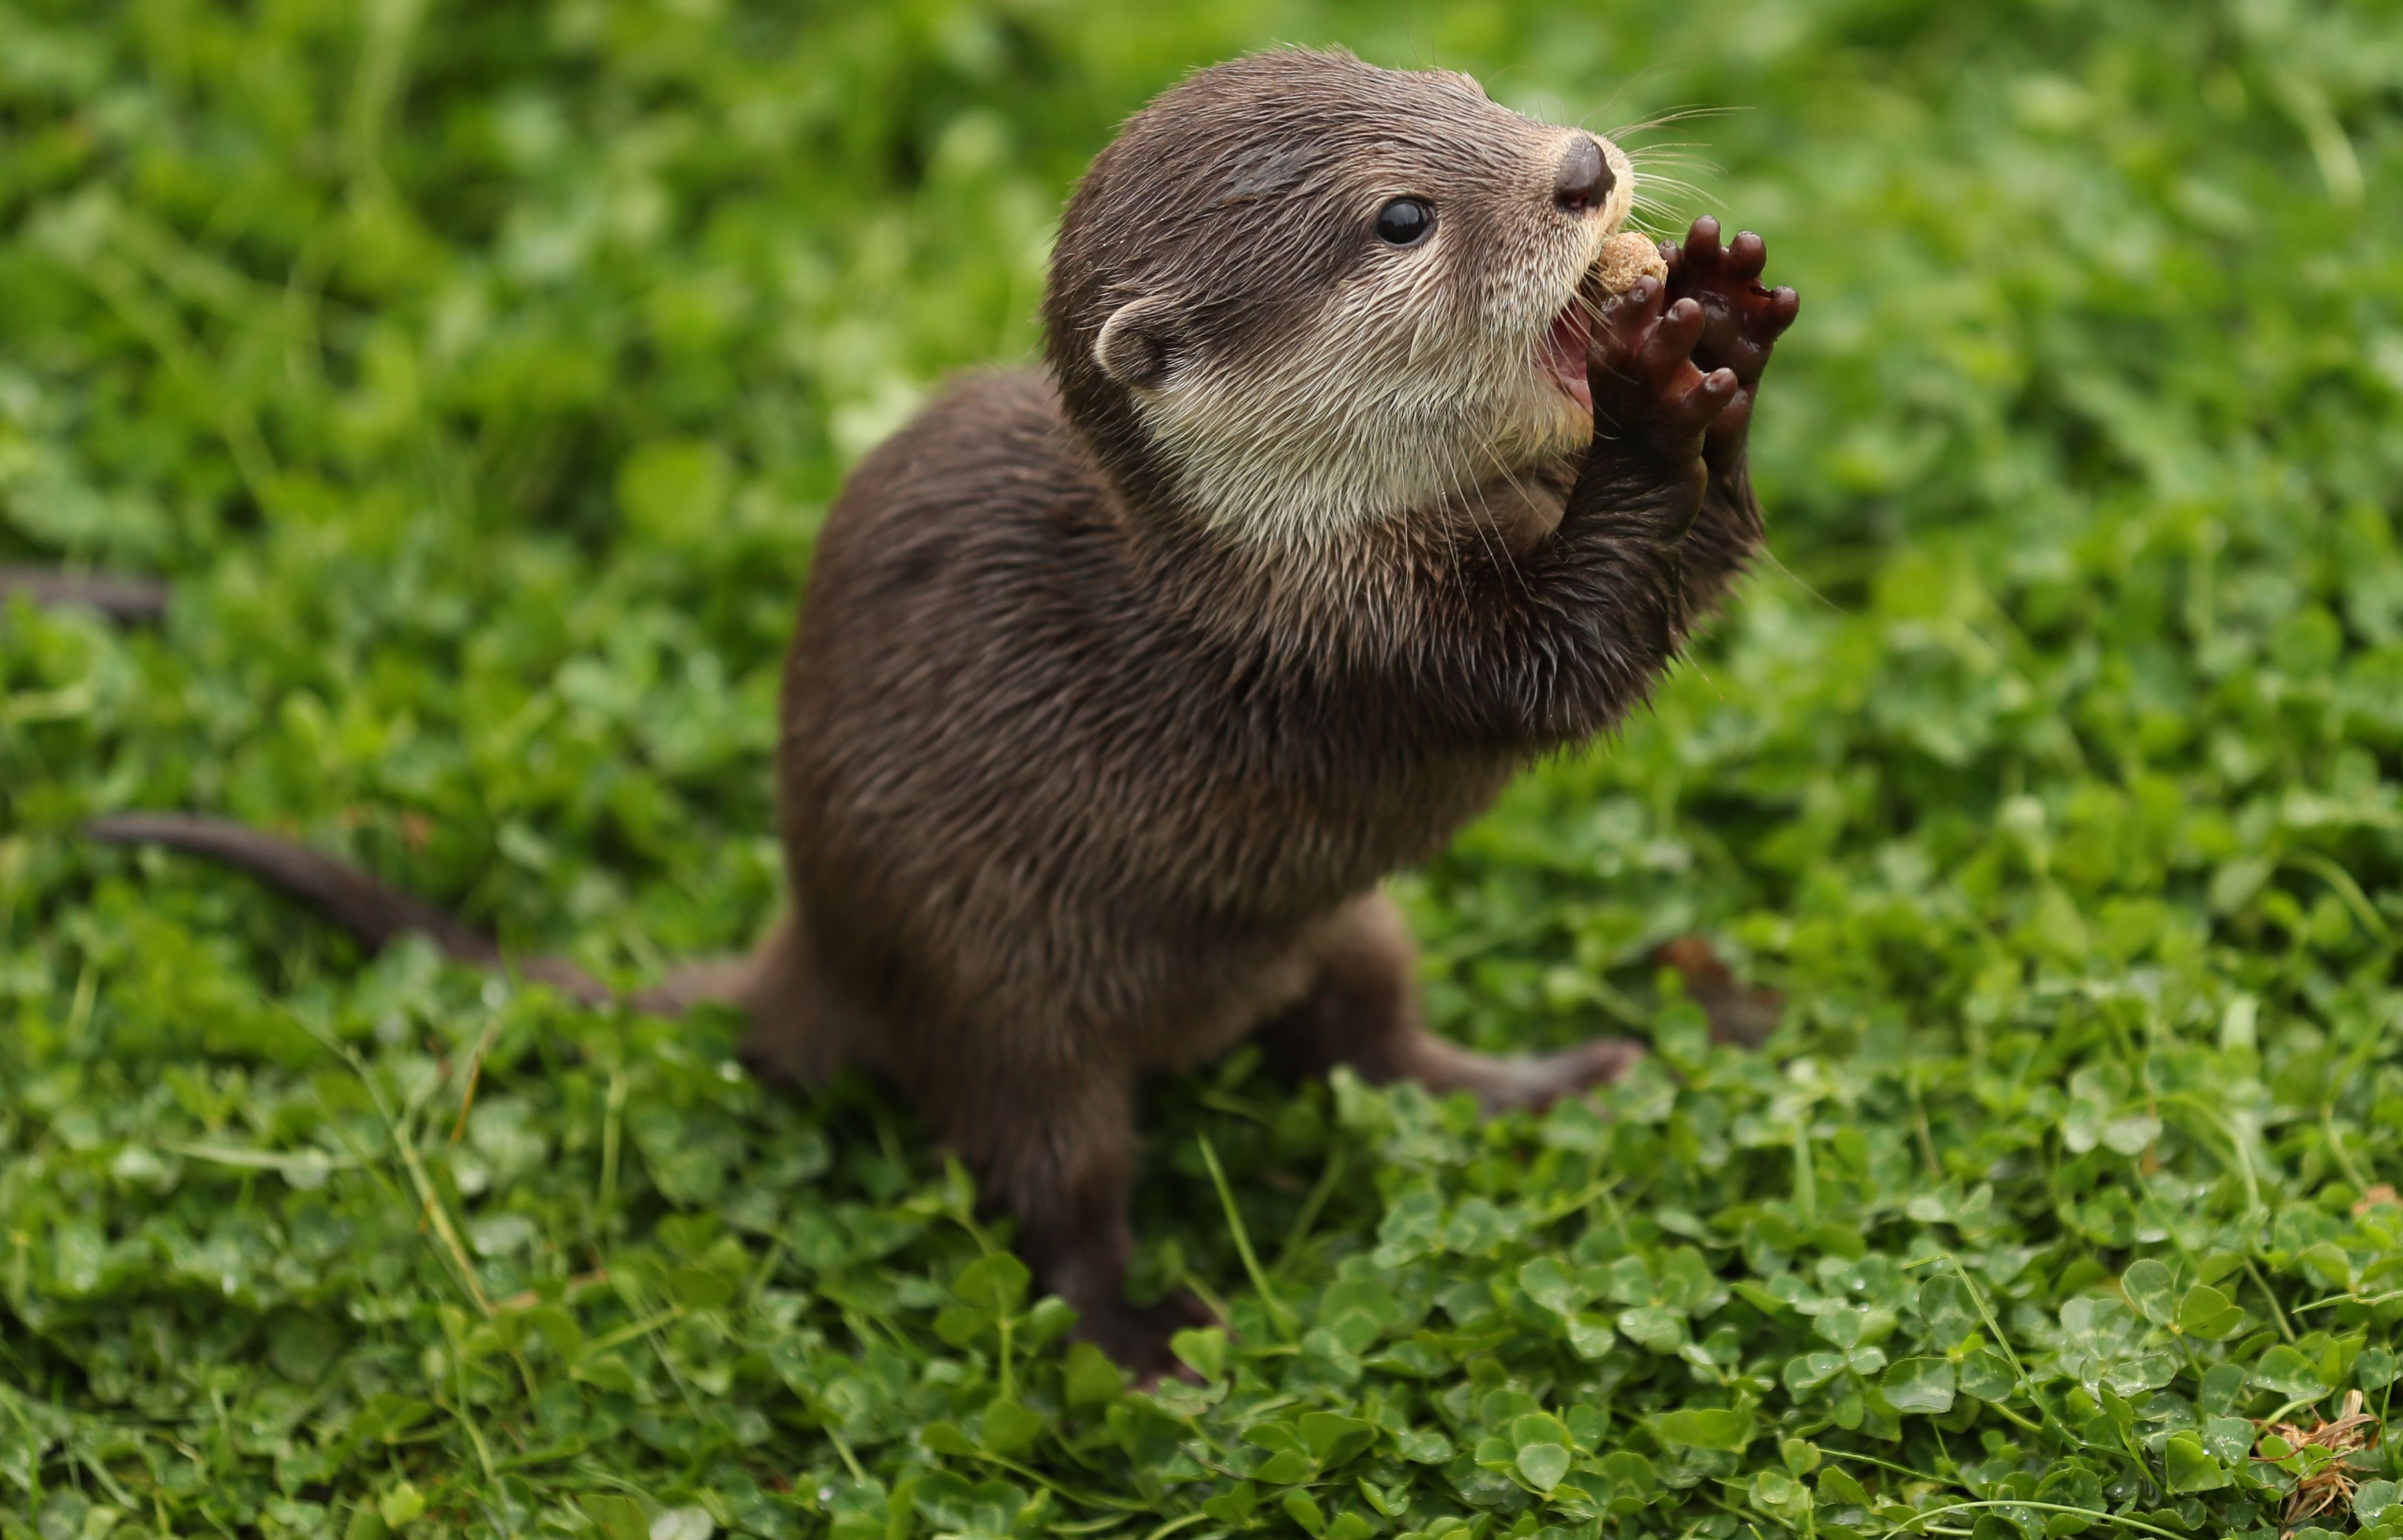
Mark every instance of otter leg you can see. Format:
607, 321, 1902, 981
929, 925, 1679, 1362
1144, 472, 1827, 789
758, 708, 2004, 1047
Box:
1259, 893, 1642, 1113
731, 915, 1203, 1377
924, 1060, 1210, 1384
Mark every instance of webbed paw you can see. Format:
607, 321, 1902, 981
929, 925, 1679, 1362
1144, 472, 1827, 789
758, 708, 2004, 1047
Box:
1586, 275, 1739, 470
1659, 217, 1800, 470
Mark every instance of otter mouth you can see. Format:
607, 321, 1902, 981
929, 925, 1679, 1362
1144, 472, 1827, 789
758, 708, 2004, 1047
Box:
1542, 298, 1592, 415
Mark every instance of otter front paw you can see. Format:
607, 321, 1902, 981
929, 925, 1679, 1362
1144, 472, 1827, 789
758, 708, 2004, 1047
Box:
1660, 217, 1800, 470
1586, 275, 1740, 471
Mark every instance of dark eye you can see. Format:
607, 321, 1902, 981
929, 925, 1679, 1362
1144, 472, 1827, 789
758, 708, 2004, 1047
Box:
1375, 197, 1434, 246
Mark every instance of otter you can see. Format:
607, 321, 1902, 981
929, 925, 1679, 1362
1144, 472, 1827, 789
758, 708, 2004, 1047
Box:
84, 48, 1797, 1377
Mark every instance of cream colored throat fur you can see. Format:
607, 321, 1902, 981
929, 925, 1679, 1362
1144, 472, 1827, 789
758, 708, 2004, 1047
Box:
1128, 135, 1636, 549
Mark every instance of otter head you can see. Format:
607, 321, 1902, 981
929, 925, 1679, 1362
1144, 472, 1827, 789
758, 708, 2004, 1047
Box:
1044, 49, 1638, 548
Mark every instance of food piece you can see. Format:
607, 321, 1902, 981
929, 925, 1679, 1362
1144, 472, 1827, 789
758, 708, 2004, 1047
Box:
1594, 229, 1668, 295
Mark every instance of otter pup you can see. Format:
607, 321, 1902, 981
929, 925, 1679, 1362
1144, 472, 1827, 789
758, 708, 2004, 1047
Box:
91, 49, 1797, 1377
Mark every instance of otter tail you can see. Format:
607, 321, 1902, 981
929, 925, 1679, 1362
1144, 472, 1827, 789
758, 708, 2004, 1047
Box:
84, 813, 749, 1011
2, 567, 171, 623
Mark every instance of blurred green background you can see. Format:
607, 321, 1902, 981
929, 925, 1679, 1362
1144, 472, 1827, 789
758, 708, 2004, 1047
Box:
5, 1, 2403, 1537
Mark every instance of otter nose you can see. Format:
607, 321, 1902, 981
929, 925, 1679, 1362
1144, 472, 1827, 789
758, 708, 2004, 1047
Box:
1554, 135, 1615, 215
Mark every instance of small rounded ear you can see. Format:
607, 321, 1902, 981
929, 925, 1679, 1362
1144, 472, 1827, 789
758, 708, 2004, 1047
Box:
1093, 294, 1181, 390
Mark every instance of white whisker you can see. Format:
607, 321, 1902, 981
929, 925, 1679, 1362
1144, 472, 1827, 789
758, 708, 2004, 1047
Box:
1607, 104, 1747, 139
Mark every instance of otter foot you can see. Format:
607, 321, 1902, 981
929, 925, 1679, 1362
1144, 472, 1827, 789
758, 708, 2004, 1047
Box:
1659, 217, 1800, 470
1407, 1032, 1647, 1114
1484, 1036, 1647, 1114
1074, 1288, 1220, 1388
1587, 275, 1740, 470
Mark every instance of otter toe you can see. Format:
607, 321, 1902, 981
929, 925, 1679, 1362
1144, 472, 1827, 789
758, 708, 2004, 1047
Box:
1725, 229, 1769, 281
1681, 216, 1725, 268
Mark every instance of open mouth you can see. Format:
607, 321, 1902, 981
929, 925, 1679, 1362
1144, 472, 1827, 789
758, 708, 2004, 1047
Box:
1542, 298, 1592, 415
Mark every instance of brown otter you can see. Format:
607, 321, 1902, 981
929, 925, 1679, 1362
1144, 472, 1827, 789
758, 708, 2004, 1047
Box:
88, 48, 1797, 1377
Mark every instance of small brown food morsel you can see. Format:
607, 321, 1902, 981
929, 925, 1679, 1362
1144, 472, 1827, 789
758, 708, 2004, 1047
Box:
1594, 229, 1669, 295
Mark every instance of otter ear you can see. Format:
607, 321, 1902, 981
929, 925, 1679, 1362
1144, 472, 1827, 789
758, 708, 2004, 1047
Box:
1094, 294, 1182, 390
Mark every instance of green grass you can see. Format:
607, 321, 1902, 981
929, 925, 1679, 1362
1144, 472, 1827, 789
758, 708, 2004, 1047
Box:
5, 0, 2403, 1537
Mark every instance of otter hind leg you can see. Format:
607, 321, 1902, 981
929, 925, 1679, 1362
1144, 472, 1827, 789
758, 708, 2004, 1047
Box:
1258, 892, 1643, 1114
925, 1053, 1212, 1386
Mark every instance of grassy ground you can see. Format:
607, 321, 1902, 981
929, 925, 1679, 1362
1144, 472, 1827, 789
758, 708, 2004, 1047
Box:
5, 0, 2403, 1537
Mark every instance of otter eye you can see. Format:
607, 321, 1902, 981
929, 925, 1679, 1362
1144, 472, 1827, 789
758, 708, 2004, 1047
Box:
1375, 197, 1434, 246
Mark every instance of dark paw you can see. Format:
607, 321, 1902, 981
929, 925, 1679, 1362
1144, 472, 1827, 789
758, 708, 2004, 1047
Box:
1586, 275, 1740, 468
1653, 935, 1782, 1048
1076, 1289, 1221, 1389
1659, 217, 1800, 470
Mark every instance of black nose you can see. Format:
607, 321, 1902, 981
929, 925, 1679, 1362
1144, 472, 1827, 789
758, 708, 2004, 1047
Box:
1554, 136, 1615, 214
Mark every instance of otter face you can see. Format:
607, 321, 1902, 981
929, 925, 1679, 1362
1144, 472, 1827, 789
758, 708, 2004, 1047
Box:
1044, 49, 1638, 547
